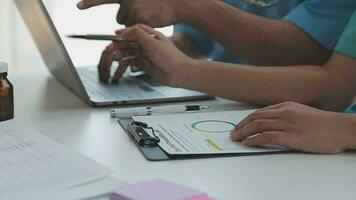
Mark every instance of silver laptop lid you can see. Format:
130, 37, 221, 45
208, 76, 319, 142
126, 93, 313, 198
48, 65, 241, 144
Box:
14, 0, 90, 102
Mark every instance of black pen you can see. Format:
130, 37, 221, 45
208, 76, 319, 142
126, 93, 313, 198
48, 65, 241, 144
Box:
67, 34, 129, 42
67, 34, 156, 42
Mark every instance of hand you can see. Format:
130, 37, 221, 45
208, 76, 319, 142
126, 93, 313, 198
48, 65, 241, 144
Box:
97, 35, 145, 83
77, 0, 182, 27
98, 24, 191, 85
230, 102, 356, 154
118, 24, 192, 86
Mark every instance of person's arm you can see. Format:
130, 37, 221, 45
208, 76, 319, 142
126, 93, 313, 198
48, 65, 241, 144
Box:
119, 25, 356, 111
77, 0, 331, 66
176, 0, 331, 66
177, 53, 356, 111
230, 102, 356, 154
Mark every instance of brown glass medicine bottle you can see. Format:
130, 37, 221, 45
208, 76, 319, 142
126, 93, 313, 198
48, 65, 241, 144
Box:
0, 62, 14, 121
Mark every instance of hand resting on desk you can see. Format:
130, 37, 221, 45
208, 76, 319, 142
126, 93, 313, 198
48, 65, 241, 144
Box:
230, 102, 356, 154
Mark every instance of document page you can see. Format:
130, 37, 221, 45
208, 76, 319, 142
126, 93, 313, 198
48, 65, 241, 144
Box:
133, 110, 286, 155
0, 120, 112, 200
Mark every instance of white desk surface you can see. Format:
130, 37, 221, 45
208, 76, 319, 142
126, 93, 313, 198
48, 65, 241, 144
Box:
10, 70, 356, 200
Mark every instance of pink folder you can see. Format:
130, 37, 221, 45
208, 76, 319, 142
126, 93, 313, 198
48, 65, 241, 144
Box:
110, 179, 214, 200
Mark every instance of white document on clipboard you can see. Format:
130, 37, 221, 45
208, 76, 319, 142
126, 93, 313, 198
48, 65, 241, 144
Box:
133, 110, 288, 155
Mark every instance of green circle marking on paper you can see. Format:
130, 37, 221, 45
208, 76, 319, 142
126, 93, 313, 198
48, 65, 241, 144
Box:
191, 120, 236, 133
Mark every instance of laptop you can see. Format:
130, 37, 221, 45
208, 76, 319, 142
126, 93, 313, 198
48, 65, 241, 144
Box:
14, 0, 213, 106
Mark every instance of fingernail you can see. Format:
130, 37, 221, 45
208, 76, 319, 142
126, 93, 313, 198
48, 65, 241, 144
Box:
77, 1, 85, 9
121, 55, 136, 61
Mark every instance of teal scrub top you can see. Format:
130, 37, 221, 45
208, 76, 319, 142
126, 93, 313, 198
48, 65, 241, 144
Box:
175, 0, 356, 64
334, 11, 356, 113
335, 11, 356, 59
284, 0, 356, 50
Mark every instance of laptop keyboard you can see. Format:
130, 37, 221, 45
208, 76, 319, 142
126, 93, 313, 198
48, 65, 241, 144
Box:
77, 68, 163, 100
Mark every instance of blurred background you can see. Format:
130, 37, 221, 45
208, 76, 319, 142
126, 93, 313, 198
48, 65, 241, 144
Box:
0, 0, 43, 73
0, 0, 173, 73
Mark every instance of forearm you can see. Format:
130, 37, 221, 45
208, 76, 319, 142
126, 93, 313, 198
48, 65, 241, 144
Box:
177, 59, 354, 111
334, 113, 356, 151
176, 0, 331, 66
170, 32, 206, 59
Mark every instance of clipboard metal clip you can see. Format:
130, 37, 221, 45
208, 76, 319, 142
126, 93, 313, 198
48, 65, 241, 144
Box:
126, 121, 160, 147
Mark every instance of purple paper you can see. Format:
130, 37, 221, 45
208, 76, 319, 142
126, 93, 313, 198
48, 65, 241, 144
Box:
110, 179, 205, 200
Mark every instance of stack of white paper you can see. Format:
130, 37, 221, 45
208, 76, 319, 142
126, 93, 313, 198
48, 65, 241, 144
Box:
0, 120, 124, 200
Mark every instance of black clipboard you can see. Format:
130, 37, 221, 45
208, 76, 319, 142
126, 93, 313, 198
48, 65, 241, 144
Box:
118, 118, 170, 161
118, 118, 291, 161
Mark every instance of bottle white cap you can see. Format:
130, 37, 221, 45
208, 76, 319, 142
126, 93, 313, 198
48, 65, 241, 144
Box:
0, 62, 8, 74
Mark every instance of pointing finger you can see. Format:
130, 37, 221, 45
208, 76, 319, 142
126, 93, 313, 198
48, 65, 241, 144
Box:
77, 0, 120, 10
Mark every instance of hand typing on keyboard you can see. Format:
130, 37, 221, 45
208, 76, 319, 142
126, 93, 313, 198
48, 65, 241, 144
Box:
98, 39, 142, 83
97, 24, 192, 88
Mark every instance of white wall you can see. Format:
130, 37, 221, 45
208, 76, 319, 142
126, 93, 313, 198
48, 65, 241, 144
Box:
0, 0, 173, 73
0, 0, 45, 73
